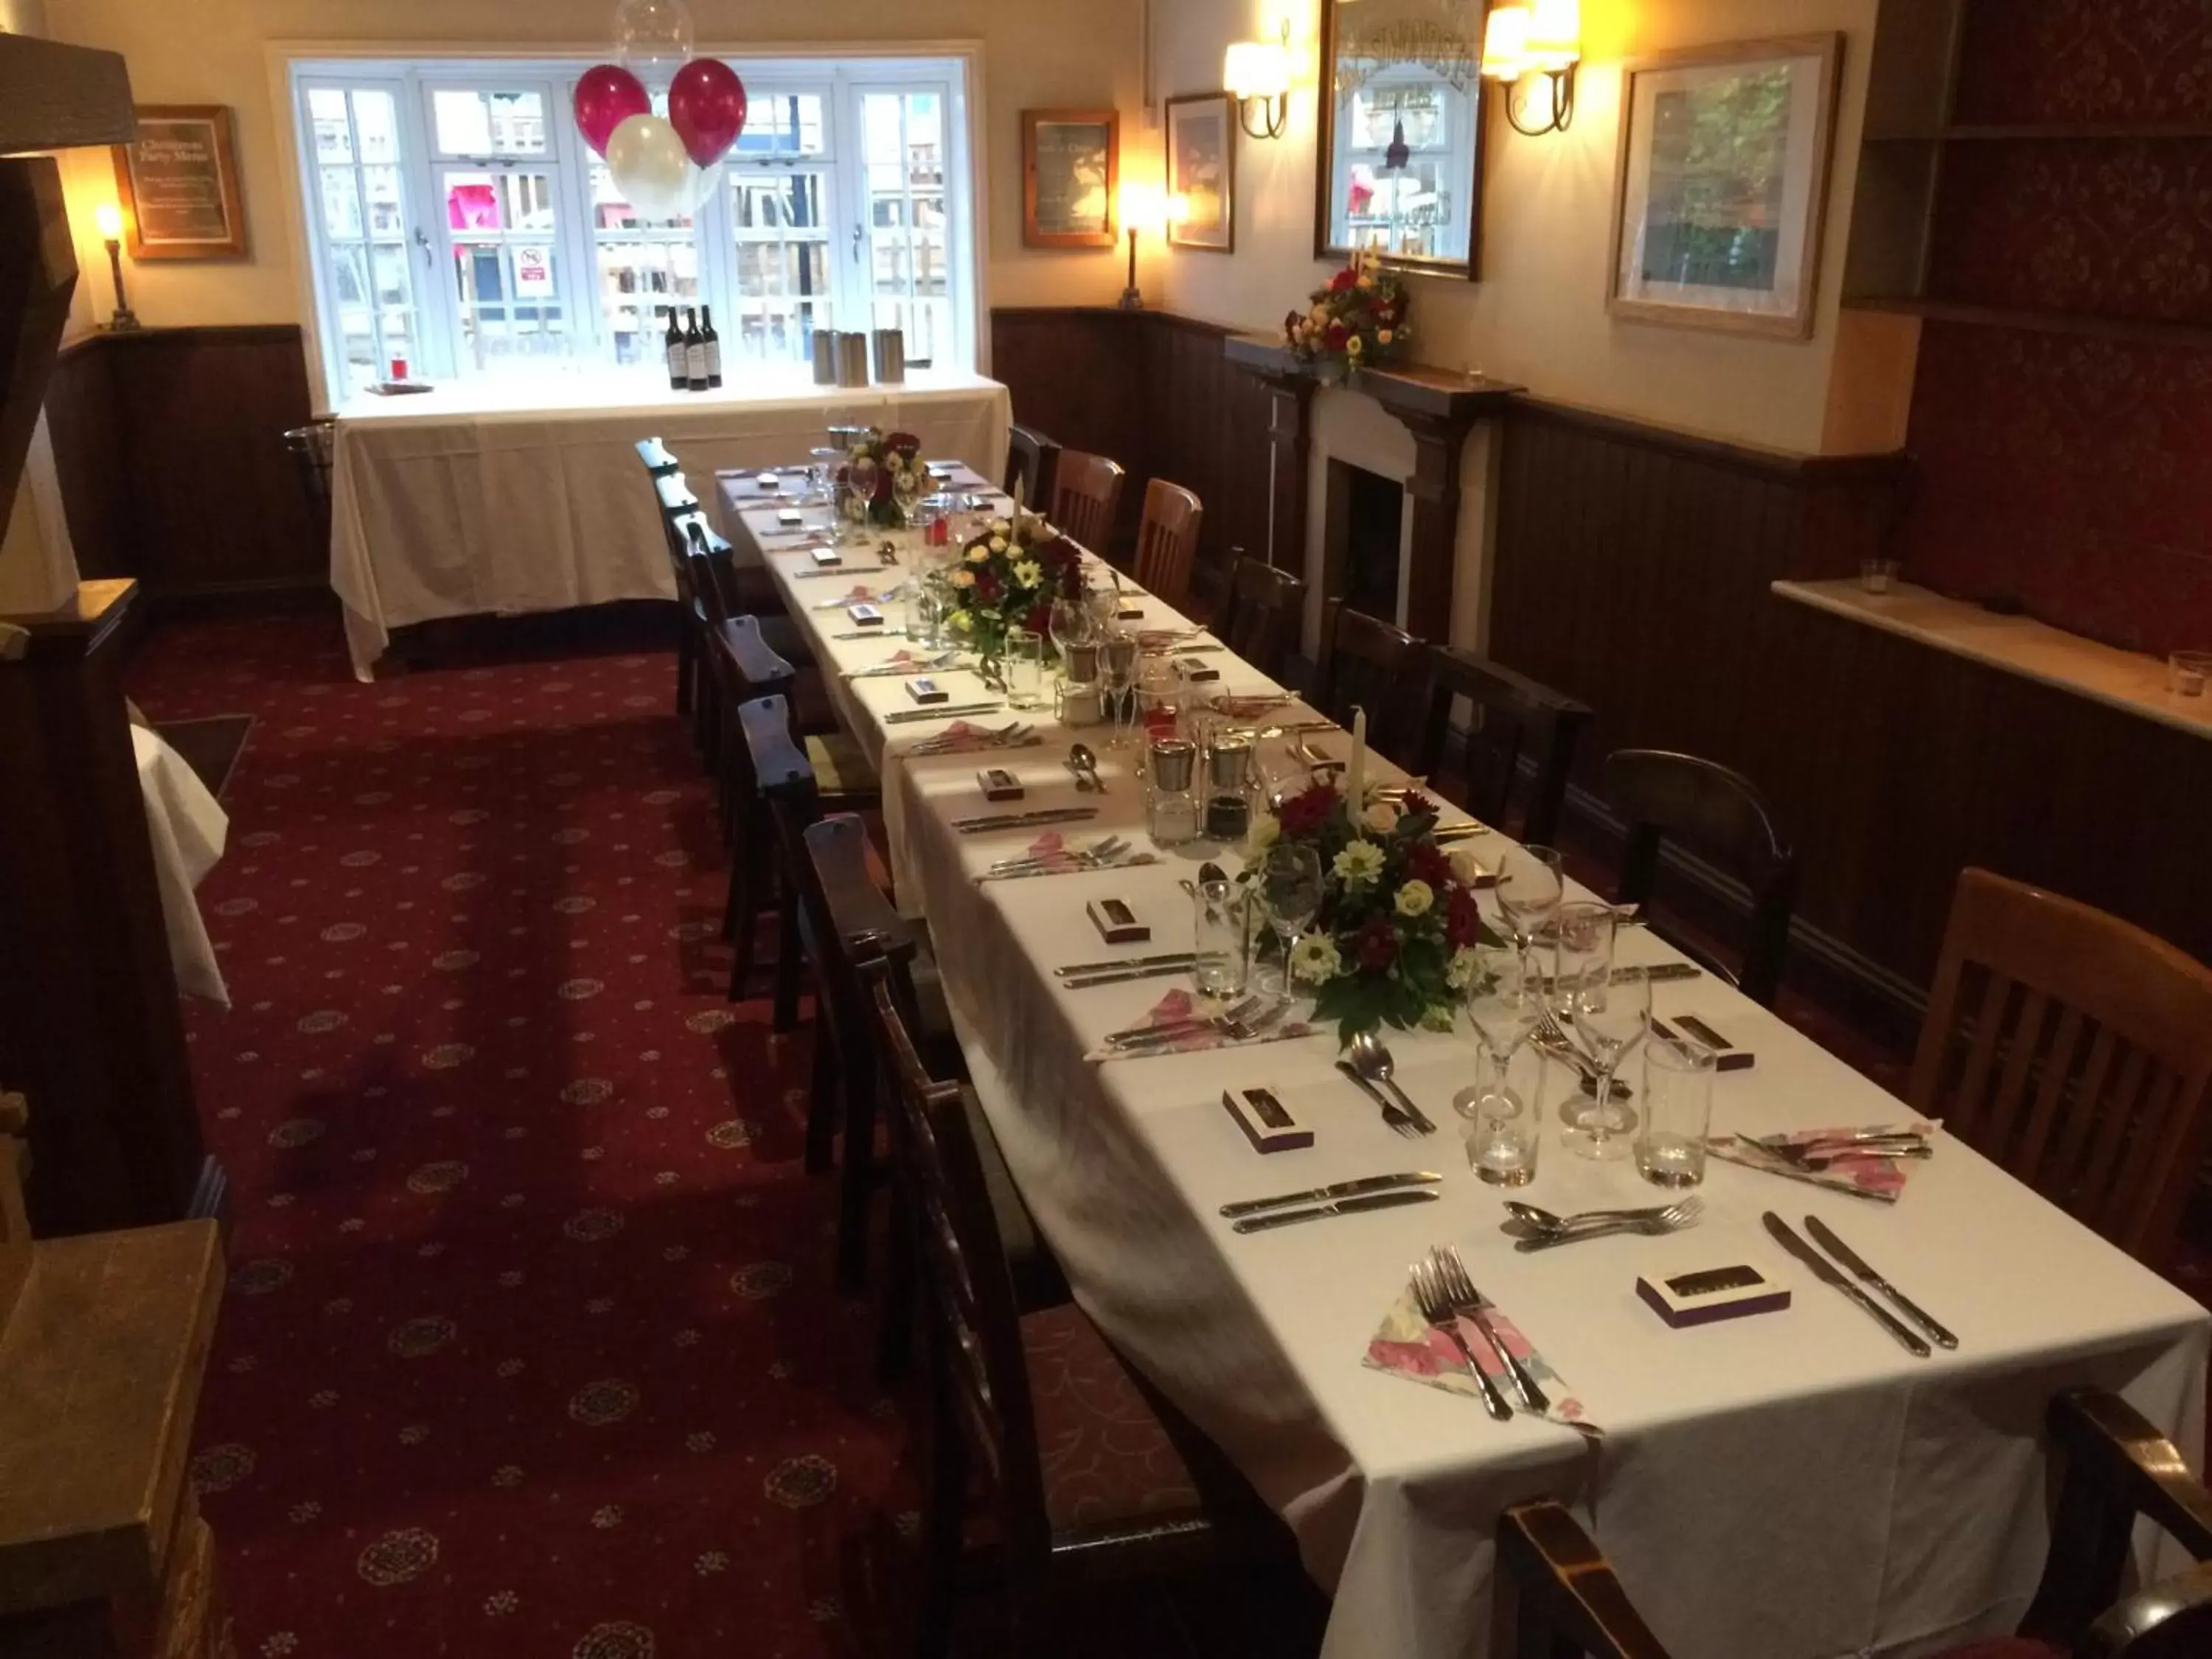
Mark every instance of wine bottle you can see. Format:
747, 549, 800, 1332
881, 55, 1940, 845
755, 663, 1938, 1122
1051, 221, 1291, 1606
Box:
684, 307, 708, 392
700, 304, 723, 389
663, 307, 686, 392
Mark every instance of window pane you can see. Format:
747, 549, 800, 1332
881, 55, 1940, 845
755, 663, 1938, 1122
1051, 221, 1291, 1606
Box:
352, 89, 401, 164
734, 91, 827, 156
433, 88, 548, 156
445, 165, 571, 368
310, 89, 354, 163
321, 166, 363, 238
858, 90, 952, 363
364, 164, 406, 237
727, 169, 832, 363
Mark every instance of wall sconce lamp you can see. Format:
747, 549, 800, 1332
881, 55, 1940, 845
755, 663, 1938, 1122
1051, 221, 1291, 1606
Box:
1117, 182, 1186, 311
1481, 0, 1582, 136
91, 202, 142, 332
1224, 21, 1292, 140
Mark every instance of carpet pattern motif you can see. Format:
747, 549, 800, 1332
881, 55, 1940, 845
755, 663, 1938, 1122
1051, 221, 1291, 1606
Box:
128, 619, 910, 1659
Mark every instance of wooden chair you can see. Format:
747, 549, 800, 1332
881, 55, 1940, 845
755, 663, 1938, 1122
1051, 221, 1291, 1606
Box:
1412, 647, 1593, 847
1133, 479, 1204, 610
1602, 748, 1798, 1009
723, 681, 877, 1019
1316, 599, 1428, 768
1005, 422, 1062, 511
633, 434, 681, 478
1049, 450, 1125, 554
863, 972, 1290, 1658
1211, 554, 1307, 684
1495, 1388, 2212, 1659
1907, 869, 2212, 1267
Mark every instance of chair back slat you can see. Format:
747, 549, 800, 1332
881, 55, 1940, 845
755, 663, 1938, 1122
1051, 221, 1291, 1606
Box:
655, 470, 702, 522
1006, 422, 1062, 510
1907, 868, 2212, 1265
635, 435, 680, 477
1133, 479, 1203, 608
1317, 600, 1427, 768
716, 613, 798, 700
1214, 555, 1306, 682
1051, 451, 1125, 554
737, 694, 815, 799
1413, 646, 1592, 846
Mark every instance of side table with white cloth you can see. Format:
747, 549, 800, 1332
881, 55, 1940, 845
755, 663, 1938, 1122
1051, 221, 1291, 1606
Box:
723, 492, 2211, 1659
327, 366, 1010, 679
129, 724, 230, 1007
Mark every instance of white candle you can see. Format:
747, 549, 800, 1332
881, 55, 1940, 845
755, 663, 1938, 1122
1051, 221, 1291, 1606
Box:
1346, 706, 1367, 813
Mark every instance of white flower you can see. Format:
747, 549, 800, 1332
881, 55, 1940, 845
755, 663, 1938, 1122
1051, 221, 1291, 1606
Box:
1012, 559, 1043, 588
1446, 945, 1484, 991
1288, 933, 1343, 984
949, 569, 975, 588
1395, 879, 1434, 918
965, 544, 991, 564
1420, 1001, 1457, 1032
1245, 813, 1281, 856
1361, 799, 1399, 835
992, 518, 1013, 536
989, 536, 1009, 553
1333, 840, 1386, 888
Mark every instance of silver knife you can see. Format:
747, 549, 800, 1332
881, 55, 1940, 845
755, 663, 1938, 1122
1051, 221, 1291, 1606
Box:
1729, 1142, 1898, 1202
1231, 1187, 1441, 1234
1061, 962, 1200, 991
1761, 1213, 1931, 1357
1220, 1172, 1442, 1220
1804, 1216, 1958, 1349
885, 702, 1004, 724
953, 807, 1100, 833
1054, 951, 1199, 978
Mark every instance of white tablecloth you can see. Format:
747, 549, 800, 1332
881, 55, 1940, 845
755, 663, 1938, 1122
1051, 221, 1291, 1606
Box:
132, 725, 229, 1006
327, 367, 1010, 679
729, 498, 2211, 1658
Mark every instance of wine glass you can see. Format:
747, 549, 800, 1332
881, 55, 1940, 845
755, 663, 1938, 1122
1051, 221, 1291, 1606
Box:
1554, 902, 1649, 1161
806, 445, 842, 504
1048, 596, 1095, 665
1461, 942, 1541, 1120
1100, 629, 1141, 751
1259, 843, 1324, 994
1495, 844, 1565, 980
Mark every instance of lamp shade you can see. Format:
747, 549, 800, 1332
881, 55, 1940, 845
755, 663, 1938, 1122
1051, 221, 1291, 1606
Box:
1224, 38, 1291, 100
1480, 5, 1532, 80
93, 202, 123, 240
1526, 0, 1582, 69
1119, 179, 1169, 234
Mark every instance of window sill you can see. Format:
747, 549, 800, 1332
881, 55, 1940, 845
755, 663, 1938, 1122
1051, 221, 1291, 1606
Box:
1770, 578, 2212, 742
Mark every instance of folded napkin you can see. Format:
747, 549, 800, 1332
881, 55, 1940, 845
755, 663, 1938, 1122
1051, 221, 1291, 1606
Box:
1707, 1121, 1938, 1201
813, 582, 901, 610
904, 720, 1043, 757
1083, 987, 1316, 1062
1208, 694, 1293, 721
1366, 1286, 1599, 1433
979, 830, 1158, 883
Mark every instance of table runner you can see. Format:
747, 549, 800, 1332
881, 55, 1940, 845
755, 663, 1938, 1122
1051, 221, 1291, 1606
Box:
728, 493, 2211, 1658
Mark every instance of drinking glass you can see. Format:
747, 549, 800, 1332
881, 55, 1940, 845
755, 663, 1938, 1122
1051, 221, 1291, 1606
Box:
1101, 630, 1141, 751
1086, 584, 1123, 637
1138, 650, 1180, 743
1637, 1033, 1715, 1188
893, 460, 928, 524
1259, 844, 1324, 993
1459, 1043, 1546, 1186
807, 445, 842, 504
1495, 844, 1565, 979
1461, 942, 1542, 1113
1554, 903, 1649, 1162
1005, 628, 1047, 709
1048, 596, 1096, 666
1193, 878, 1252, 998
906, 572, 948, 651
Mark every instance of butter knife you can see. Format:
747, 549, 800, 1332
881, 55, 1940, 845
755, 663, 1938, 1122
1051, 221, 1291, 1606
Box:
1060, 962, 1200, 991
1761, 1212, 1931, 1357
1220, 1172, 1442, 1220
953, 807, 1099, 832
1054, 951, 1199, 978
1804, 1217, 1958, 1349
1231, 1187, 1441, 1234
885, 702, 1004, 724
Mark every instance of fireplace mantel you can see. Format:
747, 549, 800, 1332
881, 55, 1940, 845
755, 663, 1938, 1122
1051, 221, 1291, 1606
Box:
1223, 333, 1521, 639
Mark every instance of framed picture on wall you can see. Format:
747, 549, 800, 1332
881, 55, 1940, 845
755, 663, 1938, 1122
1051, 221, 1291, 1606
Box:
1607, 34, 1843, 337
1165, 92, 1235, 253
1022, 108, 1119, 248
111, 104, 248, 259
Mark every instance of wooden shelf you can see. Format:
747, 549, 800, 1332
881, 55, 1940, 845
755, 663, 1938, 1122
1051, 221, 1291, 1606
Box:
1865, 122, 2212, 142
1844, 296, 2212, 350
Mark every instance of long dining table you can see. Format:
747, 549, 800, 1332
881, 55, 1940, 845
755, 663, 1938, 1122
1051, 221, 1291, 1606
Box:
726, 472, 2211, 1659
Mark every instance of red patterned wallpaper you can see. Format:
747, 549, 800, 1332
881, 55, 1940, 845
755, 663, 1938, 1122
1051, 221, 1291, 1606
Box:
1902, 322, 2212, 657
1956, 0, 2212, 125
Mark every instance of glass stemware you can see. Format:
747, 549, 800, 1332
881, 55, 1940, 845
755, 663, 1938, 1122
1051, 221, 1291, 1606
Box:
806, 445, 842, 505
1100, 629, 1141, 750
1048, 596, 1096, 666
1259, 843, 1324, 995
1553, 901, 1650, 1162
1495, 844, 1565, 980
1461, 942, 1543, 1119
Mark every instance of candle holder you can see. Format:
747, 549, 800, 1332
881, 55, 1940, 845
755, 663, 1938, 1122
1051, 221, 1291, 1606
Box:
92, 204, 141, 333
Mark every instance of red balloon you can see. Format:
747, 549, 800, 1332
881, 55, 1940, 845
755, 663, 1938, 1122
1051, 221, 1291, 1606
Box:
668, 58, 748, 168
574, 63, 650, 157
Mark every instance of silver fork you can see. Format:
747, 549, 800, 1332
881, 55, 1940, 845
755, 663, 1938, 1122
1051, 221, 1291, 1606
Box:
1110, 994, 1284, 1051
987, 836, 1130, 876
1437, 1247, 1549, 1413
1336, 1060, 1425, 1138
911, 722, 1029, 755
1513, 1198, 1703, 1253
1410, 1259, 1513, 1421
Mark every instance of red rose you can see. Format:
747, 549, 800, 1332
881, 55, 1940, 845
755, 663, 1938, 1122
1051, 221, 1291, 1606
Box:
974, 571, 1001, 602
1325, 322, 1350, 352
1277, 780, 1340, 840
1330, 268, 1357, 293
1446, 886, 1483, 950
1026, 600, 1054, 634
888, 431, 922, 456
1356, 917, 1399, 972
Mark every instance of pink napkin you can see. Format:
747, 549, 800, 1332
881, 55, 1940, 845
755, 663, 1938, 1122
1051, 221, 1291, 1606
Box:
1208, 694, 1291, 720
1707, 1121, 1937, 1200
1366, 1286, 1598, 1432
1084, 987, 1315, 1062
905, 720, 1041, 757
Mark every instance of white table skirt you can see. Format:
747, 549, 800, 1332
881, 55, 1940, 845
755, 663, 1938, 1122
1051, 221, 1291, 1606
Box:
132, 725, 229, 1006
327, 368, 1010, 679
728, 496, 2211, 1658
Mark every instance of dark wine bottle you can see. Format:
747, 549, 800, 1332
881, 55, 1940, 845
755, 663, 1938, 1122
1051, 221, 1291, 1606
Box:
700, 304, 723, 389
663, 307, 685, 391
684, 307, 708, 392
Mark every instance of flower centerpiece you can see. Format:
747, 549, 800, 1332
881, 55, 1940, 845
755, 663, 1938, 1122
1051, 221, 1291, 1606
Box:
838, 428, 924, 529
1251, 779, 1503, 1043
1282, 248, 1410, 382
940, 507, 1084, 681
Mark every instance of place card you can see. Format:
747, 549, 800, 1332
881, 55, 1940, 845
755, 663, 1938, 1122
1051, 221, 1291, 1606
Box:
905, 677, 950, 706
777, 508, 806, 526
810, 548, 844, 568
1116, 602, 1147, 621
1652, 1015, 1754, 1071
1086, 897, 1150, 945
1175, 655, 1222, 685
755, 473, 781, 491
1636, 1263, 1790, 1328
846, 604, 885, 628
1221, 1085, 1313, 1154
977, 767, 1024, 802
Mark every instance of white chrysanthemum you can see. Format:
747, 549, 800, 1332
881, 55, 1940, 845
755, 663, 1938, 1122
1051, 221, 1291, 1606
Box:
1361, 799, 1399, 835
1245, 813, 1281, 855
1420, 1001, 1457, 1032
1012, 560, 1042, 588
1395, 879, 1434, 918
1446, 945, 1484, 992
1288, 933, 1343, 985
1333, 840, 1386, 888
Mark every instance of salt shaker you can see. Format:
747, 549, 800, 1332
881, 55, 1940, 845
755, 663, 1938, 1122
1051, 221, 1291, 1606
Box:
1147, 738, 1200, 846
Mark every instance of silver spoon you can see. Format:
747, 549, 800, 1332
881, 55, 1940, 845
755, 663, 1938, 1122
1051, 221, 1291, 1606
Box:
1514, 1200, 1703, 1253
1506, 1199, 1684, 1235
1344, 1034, 1437, 1135
1069, 742, 1106, 794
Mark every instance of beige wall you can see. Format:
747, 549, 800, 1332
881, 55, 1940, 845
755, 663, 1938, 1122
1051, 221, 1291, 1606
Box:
1152, 0, 1900, 456
38, 0, 1158, 335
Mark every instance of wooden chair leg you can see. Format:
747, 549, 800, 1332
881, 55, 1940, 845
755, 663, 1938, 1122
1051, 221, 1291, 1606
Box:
915, 1362, 967, 1659
726, 807, 770, 997
877, 1183, 916, 1383
805, 1024, 838, 1175
675, 623, 695, 717
835, 1060, 877, 1289
771, 878, 804, 1032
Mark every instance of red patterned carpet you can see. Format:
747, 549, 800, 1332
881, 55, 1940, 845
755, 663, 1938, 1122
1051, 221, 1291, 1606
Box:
128, 616, 914, 1659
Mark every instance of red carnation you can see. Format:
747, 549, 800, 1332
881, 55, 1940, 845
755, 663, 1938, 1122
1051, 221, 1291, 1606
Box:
1026, 600, 1054, 635
1277, 780, 1341, 840
1405, 840, 1453, 890
1356, 917, 1399, 972
888, 431, 922, 456
1400, 790, 1436, 819
1446, 885, 1483, 949
1330, 268, 1357, 293
974, 571, 1001, 603
1325, 322, 1350, 352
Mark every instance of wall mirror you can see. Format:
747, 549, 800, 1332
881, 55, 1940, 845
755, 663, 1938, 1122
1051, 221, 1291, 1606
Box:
1315, 0, 1492, 277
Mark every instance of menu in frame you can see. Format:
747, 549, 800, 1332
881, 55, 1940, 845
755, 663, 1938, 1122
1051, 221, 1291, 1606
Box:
112, 105, 248, 259
1022, 109, 1119, 248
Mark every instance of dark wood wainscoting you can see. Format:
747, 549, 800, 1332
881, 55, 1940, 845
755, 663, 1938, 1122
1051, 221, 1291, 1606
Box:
44, 324, 321, 607
1489, 398, 2210, 1009
990, 307, 1275, 599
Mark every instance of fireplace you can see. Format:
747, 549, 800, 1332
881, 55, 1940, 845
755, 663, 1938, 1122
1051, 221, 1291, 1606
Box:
1324, 457, 1406, 622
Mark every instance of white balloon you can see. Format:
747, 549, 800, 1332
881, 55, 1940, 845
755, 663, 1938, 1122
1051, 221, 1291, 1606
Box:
605, 113, 692, 219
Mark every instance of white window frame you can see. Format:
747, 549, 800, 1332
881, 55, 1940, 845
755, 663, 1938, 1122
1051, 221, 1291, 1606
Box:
272, 45, 988, 410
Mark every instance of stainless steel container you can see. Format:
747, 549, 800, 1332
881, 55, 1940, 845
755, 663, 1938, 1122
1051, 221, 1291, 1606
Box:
835, 331, 871, 388
1147, 738, 1200, 846
811, 331, 839, 386
1206, 733, 1255, 792
872, 327, 906, 384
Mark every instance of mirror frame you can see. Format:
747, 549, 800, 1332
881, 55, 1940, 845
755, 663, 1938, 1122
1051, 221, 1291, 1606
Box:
1312, 0, 1494, 280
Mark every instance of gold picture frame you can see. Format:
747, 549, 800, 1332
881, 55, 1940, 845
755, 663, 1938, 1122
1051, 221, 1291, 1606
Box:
1022, 108, 1119, 248
111, 104, 248, 260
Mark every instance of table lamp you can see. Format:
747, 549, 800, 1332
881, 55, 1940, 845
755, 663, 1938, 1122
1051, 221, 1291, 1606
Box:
93, 203, 141, 332
1117, 182, 1186, 312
